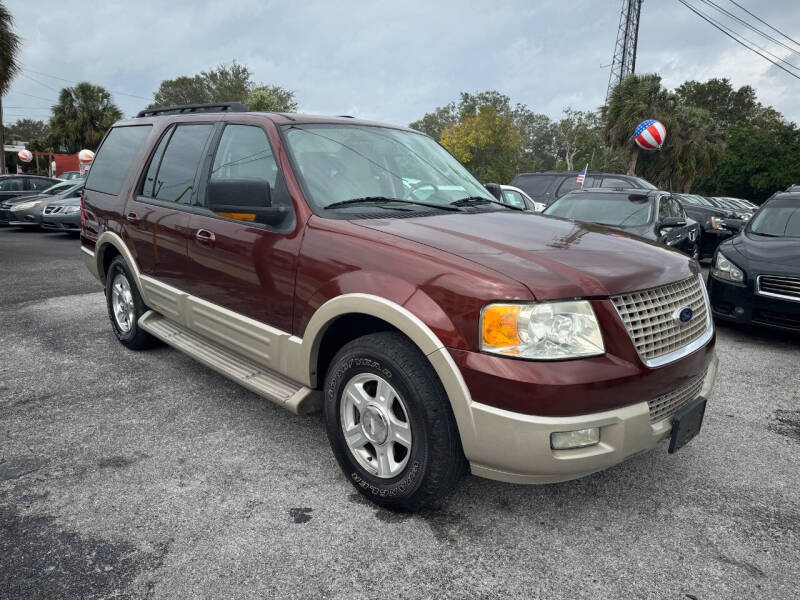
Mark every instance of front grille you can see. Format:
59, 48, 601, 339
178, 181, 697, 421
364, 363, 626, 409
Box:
611, 276, 709, 363
43, 206, 62, 215
648, 367, 707, 424
757, 275, 800, 302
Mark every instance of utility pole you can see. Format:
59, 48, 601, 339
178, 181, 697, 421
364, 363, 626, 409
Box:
606, 0, 643, 103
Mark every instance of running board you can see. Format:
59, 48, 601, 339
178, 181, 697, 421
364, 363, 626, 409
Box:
138, 311, 320, 415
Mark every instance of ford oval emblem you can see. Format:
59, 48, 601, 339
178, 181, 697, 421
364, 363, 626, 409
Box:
673, 307, 693, 325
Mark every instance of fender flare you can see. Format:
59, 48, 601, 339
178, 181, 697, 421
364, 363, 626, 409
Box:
295, 293, 478, 456
91, 230, 143, 289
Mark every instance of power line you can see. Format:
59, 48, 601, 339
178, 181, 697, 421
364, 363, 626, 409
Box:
677, 0, 800, 80
19, 72, 61, 93
22, 68, 151, 101
727, 0, 800, 50
698, 0, 800, 59
6, 91, 57, 103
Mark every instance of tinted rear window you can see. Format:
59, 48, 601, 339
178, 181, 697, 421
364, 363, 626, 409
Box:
512, 175, 559, 197
86, 125, 152, 196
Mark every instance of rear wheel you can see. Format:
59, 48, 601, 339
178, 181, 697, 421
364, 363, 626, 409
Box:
105, 256, 158, 350
324, 331, 467, 511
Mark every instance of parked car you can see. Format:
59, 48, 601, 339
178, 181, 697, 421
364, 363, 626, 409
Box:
714, 196, 758, 212
708, 192, 800, 331
6, 181, 84, 228
708, 196, 754, 220
58, 171, 84, 181
484, 183, 543, 211
543, 189, 701, 259
41, 193, 83, 234
81, 104, 717, 511
0, 177, 72, 225
511, 170, 656, 208
674, 193, 748, 260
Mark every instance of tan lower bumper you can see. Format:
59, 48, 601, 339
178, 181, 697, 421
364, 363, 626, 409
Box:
467, 353, 718, 484
82, 246, 100, 281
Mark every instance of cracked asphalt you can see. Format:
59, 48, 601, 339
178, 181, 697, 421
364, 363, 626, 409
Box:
1, 227, 799, 599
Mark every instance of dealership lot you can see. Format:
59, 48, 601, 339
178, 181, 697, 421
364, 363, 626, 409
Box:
1, 228, 798, 599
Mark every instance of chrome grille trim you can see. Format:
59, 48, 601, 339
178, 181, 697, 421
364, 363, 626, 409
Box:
648, 367, 708, 424
756, 275, 800, 303
611, 274, 713, 368
43, 206, 62, 215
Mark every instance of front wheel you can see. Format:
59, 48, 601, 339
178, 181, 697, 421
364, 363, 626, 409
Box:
324, 331, 467, 511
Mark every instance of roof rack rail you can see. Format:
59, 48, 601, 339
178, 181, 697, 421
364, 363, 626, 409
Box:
136, 102, 248, 118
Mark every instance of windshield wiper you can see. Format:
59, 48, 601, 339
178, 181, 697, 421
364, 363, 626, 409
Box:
450, 196, 523, 211
325, 197, 463, 212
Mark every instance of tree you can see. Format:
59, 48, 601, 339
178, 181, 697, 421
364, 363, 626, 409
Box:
4, 118, 50, 143
150, 61, 297, 112
440, 104, 524, 183
602, 74, 673, 175
246, 85, 297, 112
50, 83, 122, 152
675, 78, 759, 133
0, 1, 21, 174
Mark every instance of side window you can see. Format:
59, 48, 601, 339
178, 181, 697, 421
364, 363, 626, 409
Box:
141, 128, 173, 198
658, 197, 684, 220
86, 125, 152, 196
0, 178, 24, 191
557, 175, 595, 198
150, 124, 213, 204
502, 189, 527, 209
601, 177, 630, 189
210, 125, 278, 187
29, 179, 54, 191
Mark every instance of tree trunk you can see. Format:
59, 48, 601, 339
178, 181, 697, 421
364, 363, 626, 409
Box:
0, 97, 5, 174
626, 146, 639, 176
683, 181, 692, 193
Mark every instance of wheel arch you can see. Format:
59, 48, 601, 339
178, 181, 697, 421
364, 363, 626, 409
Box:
94, 231, 142, 288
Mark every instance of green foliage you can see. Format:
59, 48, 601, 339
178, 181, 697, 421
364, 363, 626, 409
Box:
50, 82, 122, 152
4, 118, 50, 143
149, 61, 297, 112
246, 85, 298, 112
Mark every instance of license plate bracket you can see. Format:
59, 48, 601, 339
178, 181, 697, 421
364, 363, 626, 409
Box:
668, 396, 707, 454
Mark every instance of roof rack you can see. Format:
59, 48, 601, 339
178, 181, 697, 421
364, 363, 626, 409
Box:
136, 102, 248, 118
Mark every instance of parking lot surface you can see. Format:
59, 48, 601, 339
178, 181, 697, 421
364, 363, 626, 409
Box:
1, 227, 799, 599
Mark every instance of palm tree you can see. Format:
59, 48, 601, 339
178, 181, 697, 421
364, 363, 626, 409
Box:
50, 82, 122, 152
602, 74, 673, 175
0, 2, 22, 174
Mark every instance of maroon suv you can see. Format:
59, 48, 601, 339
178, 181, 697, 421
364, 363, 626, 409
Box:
81, 103, 717, 511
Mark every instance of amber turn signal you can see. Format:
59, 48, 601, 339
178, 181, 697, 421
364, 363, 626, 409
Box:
481, 304, 521, 348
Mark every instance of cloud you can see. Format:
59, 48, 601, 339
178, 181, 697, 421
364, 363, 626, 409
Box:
4, 0, 800, 126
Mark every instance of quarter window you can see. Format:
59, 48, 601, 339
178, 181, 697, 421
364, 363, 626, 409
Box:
211, 125, 278, 187
86, 125, 152, 196
149, 124, 213, 204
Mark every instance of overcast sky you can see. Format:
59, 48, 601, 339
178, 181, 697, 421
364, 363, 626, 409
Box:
4, 0, 800, 127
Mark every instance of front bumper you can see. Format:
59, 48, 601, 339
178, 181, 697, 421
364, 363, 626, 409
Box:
708, 274, 800, 331
451, 339, 718, 483
41, 212, 81, 232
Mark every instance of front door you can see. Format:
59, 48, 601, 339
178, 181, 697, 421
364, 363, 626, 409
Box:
124, 123, 215, 287
181, 122, 301, 333
657, 195, 695, 255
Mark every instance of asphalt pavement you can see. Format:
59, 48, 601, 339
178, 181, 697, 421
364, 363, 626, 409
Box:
1, 227, 798, 600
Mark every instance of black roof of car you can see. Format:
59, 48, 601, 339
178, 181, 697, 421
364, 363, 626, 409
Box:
514, 170, 641, 177
562, 187, 661, 196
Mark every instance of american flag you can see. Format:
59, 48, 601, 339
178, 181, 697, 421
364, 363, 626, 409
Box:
576, 164, 588, 187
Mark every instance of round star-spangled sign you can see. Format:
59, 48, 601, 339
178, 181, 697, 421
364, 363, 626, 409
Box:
634, 119, 666, 150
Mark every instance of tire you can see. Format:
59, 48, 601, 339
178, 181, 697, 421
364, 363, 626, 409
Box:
324, 331, 467, 512
105, 255, 159, 350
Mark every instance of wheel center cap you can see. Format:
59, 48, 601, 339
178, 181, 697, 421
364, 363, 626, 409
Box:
361, 405, 388, 445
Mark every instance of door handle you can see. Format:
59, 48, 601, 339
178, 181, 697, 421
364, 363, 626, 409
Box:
195, 229, 216, 244
126, 212, 140, 223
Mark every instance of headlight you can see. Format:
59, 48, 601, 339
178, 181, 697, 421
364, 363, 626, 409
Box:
12, 200, 41, 211
712, 251, 745, 283
63, 206, 80, 214
481, 300, 605, 360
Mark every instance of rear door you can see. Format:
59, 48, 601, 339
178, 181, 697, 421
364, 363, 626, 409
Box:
181, 122, 299, 332
657, 195, 694, 254
124, 123, 214, 288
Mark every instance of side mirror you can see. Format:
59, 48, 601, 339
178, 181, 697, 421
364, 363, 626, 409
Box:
207, 178, 287, 225
658, 217, 687, 229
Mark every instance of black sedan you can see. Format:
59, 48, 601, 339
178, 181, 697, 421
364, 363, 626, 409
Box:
708, 192, 800, 331
674, 193, 751, 259
543, 188, 701, 259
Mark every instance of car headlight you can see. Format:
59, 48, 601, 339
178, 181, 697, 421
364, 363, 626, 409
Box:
63, 206, 80, 214
12, 200, 41, 211
481, 300, 605, 360
712, 251, 745, 283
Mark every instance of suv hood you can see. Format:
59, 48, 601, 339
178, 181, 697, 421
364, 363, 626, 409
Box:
356, 212, 696, 300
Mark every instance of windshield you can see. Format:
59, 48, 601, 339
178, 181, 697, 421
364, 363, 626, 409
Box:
749, 199, 800, 237
680, 194, 713, 207
282, 124, 495, 212
544, 192, 653, 226
42, 181, 76, 195
631, 176, 657, 190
